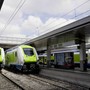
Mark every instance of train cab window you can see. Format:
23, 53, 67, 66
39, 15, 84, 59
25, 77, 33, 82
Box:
23, 48, 34, 56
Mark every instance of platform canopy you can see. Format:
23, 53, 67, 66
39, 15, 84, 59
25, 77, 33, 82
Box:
24, 16, 90, 51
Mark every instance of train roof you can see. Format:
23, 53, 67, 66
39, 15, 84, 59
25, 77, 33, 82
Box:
20, 45, 33, 48
5, 45, 33, 52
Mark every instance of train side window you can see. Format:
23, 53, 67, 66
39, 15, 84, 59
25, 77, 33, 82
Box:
15, 52, 17, 57
0, 50, 1, 55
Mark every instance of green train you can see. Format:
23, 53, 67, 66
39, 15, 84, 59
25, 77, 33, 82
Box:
74, 51, 89, 67
5, 45, 40, 73
0, 47, 5, 70
39, 54, 54, 65
38, 51, 90, 69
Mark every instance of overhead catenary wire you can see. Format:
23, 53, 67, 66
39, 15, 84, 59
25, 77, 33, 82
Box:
20, 0, 90, 37
25, 0, 90, 38
0, 0, 89, 37
43, 9, 90, 34
26, 0, 90, 38
36, 0, 90, 34
0, 0, 26, 35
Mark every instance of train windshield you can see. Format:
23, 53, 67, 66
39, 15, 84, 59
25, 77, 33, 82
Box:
23, 48, 34, 56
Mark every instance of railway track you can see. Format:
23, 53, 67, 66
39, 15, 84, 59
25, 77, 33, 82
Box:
1, 69, 74, 90
2, 69, 90, 90
2, 69, 65, 90
28, 74, 70, 90
36, 74, 90, 90
39, 68, 90, 90
0, 73, 24, 90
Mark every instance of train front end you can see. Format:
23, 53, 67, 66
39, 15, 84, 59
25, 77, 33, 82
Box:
21, 45, 40, 73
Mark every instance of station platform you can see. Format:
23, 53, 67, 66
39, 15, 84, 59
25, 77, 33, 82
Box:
39, 65, 90, 89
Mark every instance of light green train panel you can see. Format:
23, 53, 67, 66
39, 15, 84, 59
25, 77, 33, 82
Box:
0, 49, 2, 63
74, 53, 80, 63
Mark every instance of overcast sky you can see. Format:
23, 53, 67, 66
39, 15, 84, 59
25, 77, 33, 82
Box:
0, 0, 90, 39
